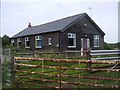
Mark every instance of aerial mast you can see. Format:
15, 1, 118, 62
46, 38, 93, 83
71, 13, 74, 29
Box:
89, 7, 92, 18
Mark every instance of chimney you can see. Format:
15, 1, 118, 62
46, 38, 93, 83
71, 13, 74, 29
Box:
28, 23, 32, 28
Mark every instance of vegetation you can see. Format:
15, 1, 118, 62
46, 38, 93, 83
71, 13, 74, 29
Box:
117, 42, 120, 49
104, 42, 118, 50
2, 35, 10, 48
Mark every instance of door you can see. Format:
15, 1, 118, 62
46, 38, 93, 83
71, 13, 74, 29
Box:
81, 38, 90, 56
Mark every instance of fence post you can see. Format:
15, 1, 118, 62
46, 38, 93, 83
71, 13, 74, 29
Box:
11, 57, 15, 87
42, 59, 44, 87
65, 51, 68, 59
59, 59, 62, 90
86, 49, 92, 71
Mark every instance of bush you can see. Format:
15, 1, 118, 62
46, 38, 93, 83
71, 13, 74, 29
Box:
104, 42, 117, 50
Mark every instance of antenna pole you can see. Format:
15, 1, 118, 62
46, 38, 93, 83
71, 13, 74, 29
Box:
89, 7, 92, 17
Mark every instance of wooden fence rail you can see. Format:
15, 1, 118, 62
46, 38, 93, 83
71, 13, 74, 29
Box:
15, 63, 120, 72
15, 57, 119, 64
15, 76, 119, 88
15, 70, 120, 81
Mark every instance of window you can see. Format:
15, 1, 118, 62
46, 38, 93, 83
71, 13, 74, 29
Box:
17, 38, 21, 48
11, 39, 14, 46
25, 37, 30, 48
48, 38, 51, 45
68, 33, 76, 48
35, 35, 42, 48
94, 35, 99, 47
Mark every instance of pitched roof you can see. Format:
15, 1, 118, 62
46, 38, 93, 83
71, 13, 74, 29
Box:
12, 13, 105, 38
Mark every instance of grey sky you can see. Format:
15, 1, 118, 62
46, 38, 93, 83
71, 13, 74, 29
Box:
1, 0, 119, 43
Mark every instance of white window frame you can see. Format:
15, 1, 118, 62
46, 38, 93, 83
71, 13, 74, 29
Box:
17, 38, 21, 48
25, 37, 30, 48
94, 35, 99, 47
11, 39, 14, 46
35, 36, 42, 48
68, 33, 76, 48
48, 38, 52, 45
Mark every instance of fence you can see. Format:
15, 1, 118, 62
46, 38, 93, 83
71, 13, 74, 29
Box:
88, 50, 120, 71
90, 50, 120, 60
13, 57, 120, 89
2, 49, 12, 87
2, 62, 12, 86
64, 50, 88, 59
2, 49, 120, 88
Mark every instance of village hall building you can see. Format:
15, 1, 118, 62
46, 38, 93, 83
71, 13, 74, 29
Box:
11, 13, 105, 52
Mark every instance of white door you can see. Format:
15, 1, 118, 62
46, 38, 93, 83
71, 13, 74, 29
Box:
81, 38, 90, 56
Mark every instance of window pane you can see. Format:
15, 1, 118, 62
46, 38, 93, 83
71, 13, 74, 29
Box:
72, 33, 76, 38
96, 40, 99, 46
36, 36, 38, 39
39, 36, 42, 39
48, 38, 51, 45
94, 39, 99, 47
36, 40, 42, 47
68, 33, 72, 38
26, 41, 30, 47
83, 39, 87, 48
94, 35, 99, 47
94, 35, 99, 39
35, 35, 42, 48
25, 37, 27, 40
68, 38, 74, 46
68, 33, 76, 47
11, 39, 14, 46
36, 40, 38, 46
94, 39, 96, 46
38, 40, 42, 46
94, 35, 97, 39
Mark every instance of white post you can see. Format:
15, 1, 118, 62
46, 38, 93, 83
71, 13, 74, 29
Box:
81, 38, 83, 56
0, 38, 2, 89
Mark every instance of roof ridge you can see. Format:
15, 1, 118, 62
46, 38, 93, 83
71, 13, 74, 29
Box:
31, 13, 86, 28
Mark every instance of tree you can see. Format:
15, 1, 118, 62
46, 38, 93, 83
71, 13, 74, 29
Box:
2, 35, 10, 48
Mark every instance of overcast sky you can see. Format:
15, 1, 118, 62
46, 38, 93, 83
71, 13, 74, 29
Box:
1, 0, 119, 43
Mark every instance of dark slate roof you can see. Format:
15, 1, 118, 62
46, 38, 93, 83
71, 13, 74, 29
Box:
12, 13, 105, 38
